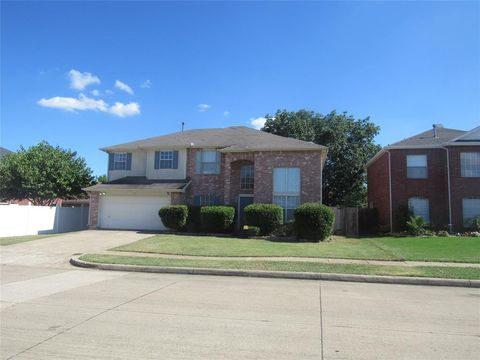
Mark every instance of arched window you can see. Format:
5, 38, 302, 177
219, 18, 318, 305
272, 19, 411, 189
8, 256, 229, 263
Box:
408, 197, 430, 223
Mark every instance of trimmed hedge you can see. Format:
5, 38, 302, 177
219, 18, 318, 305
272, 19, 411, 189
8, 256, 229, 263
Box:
244, 203, 283, 235
200, 206, 235, 233
294, 203, 334, 241
158, 205, 188, 231
185, 205, 202, 232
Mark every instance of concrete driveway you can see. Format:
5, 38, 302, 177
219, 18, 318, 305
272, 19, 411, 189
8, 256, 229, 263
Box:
1, 231, 479, 359
0, 230, 151, 268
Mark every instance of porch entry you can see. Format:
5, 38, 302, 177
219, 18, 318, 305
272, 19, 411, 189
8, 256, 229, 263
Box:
237, 195, 254, 228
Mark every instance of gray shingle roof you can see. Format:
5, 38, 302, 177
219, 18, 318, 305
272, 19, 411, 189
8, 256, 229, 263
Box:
101, 126, 326, 152
0, 147, 13, 160
389, 127, 466, 147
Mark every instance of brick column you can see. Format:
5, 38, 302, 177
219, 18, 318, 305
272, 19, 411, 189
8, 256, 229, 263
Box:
223, 154, 232, 204
88, 192, 99, 229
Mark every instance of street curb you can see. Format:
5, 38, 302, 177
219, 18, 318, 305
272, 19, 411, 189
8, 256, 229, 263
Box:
70, 256, 480, 288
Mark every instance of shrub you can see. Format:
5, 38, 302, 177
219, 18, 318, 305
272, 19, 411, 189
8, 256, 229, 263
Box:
238, 225, 260, 238
394, 204, 411, 231
158, 205, 188, 231
470, 216, 480, 232
185, 205, 202, 232
200, 206, 235, 233
358, 208, 379, 235
244, 203, 283, 235
405, 215, 428, 236
294, 203, 335, 241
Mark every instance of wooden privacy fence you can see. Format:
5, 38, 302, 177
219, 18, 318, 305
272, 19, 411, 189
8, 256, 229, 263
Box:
332, 207, 359, 236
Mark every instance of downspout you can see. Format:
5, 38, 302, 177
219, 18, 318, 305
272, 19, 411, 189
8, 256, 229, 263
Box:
388, 150, 393, 233
441, 146, 453, 233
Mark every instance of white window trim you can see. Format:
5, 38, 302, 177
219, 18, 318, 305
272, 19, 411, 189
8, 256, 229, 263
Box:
113, 152, 127, 171
159, 150, 174, 169
462, 198, 480, 227
460, 152, 480, 177
240, 164, 254, 190
273, 167, 301, 222
408, 197, 430, 223
406, 155, 428, 179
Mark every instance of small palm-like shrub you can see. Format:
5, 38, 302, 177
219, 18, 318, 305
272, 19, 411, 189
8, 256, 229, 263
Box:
294, 203, 335, 241
470, 216, 480, 232
406, 215, 428, 236
244, 204, 283, 235
159, 205, 188, 231
200, 206, 235, 233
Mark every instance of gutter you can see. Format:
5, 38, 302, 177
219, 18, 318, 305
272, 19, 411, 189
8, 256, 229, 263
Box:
441, 146, 453, 233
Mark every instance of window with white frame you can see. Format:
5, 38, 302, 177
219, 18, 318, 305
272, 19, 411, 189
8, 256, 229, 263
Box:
113, 153, 128, 170
407, 155, 427, 179
273, 167, 300, 221
199, 195, 217, 206
240, 164, 254, 190
408, 197, 430, 223
460, 152, 480, 177
462, 198, 480, 228
159, 151, 174, 169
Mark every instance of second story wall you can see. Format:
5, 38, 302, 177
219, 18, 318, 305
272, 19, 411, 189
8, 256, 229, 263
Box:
108, 151, 146, 181
146, 149, 187, 179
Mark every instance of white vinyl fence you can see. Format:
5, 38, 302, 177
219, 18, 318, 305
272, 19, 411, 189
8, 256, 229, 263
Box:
0, 204, 89, 237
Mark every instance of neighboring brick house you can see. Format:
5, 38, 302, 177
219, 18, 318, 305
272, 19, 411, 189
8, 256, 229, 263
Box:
367, 125, 480, 233
84, 126, 327, 230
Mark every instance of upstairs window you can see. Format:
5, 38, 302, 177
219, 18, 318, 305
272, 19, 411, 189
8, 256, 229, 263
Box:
460, 152, 480, 177
195, 150, 220, 174
154, 151, 178, 169
407, 155, 427, 179
408, 197, 430, 223
273, 167, 300, 221
240, 164, 254, 190
109, 152, 131, 171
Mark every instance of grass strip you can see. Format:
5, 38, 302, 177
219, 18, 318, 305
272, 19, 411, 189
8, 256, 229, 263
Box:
80, 254, 480, 280
0, 234, 57, 246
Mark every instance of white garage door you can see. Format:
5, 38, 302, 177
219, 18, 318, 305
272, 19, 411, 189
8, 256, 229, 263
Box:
98, 195, 170, 230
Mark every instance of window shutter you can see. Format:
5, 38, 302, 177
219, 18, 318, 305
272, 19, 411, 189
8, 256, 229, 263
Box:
173, 151, 179, 169
193, 195, 201, 206
108, 153, 114, 171
126, 153, 132, 171
215, 151, 221, 174
154, 151, 160, 170
195, 151, 202, 173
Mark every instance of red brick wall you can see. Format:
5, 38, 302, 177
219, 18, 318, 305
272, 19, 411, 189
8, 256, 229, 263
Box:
88, 192, 99, 228
447, 145, 480, 232
253, 151, 323, 203
367, 152, 390, 229
390, 148, 449, 230
182, 149, 323, 206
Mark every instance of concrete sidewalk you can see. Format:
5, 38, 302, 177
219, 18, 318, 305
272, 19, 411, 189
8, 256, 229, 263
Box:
100, 250, 480, 268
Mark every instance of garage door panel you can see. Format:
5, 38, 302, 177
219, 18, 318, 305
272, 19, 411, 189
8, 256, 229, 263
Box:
99, 195, 170, 230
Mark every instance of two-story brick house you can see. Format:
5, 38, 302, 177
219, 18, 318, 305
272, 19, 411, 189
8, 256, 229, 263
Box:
367, 125, 480, 233
85, 126, 327, 230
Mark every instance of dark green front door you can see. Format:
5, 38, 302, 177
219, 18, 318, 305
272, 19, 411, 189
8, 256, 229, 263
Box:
238, 196, 254, 228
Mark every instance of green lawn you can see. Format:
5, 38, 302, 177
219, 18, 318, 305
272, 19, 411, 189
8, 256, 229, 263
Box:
80, 254, 480, 280
112, 234, 480, 263
0, 234, 57, 246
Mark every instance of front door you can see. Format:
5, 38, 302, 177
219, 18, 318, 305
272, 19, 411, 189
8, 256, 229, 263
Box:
237, 195, 254, 228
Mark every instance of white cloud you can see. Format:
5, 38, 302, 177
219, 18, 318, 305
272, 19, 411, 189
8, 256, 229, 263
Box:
197, 103, 211, 112
250, 117, 266, 129
115, 80, 134, 95
224, 111, 230, 116
90, 89, 101, 96
37, 94, 140, 117
68, 69, 100, 90
140, 79, 152, 88
37, 93, 108, 112
105, 89, 114, 95
108, 102, 141, 117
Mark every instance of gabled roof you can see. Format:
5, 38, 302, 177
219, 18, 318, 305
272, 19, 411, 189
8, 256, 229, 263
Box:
448, 126, 480, 142
389, 127, 466, 147
101, 126, 326, 153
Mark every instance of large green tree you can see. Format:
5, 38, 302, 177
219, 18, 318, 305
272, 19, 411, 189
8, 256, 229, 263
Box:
263, 109, 381, 207
0, 141, 93, 205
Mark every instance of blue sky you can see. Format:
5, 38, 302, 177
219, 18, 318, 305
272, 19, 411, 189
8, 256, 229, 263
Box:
1, 1, 479, 176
